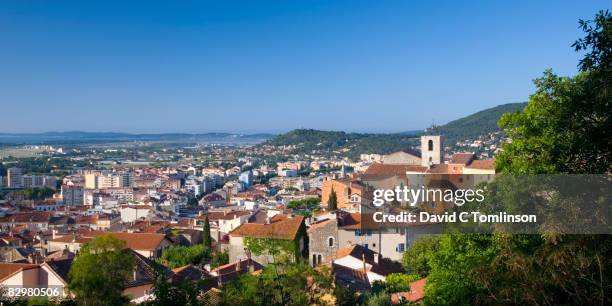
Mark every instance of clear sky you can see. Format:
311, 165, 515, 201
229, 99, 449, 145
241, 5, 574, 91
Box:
0, 1, 605, 134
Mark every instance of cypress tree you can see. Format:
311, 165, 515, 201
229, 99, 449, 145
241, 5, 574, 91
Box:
328, 187, 338, 211
202, 214, 212, 249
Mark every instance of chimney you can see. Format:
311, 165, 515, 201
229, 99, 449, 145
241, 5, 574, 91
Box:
362, 253, 367, 273
235, 259, 241, 272
374, 254, 380, 264
265, 217, 271, 224
52, 229, 57, 240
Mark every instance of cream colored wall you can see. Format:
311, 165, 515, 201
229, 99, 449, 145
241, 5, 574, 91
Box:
1, 270, 24, 286
48, 241, 81, 253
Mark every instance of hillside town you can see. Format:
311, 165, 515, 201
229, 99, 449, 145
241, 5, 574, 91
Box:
0, 135, 495, 303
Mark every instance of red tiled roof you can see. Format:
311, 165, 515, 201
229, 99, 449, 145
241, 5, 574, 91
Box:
391, 278, 427, 304
467, 159, 495, 170
72, 231, 168, 251
450, 153, 474, 165
199, 210, 250, 221
0, 212, 52, 223
211, 258, 263, 275
229, 215, 304, 240
0, 263, 38, 282
307, 218, 334, 233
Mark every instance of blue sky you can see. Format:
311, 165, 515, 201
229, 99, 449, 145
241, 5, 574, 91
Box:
0, 1, 605, 133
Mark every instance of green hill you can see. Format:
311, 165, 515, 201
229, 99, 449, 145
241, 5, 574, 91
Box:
430, 102, 527, 144
262, 102, 527, 159
262, 129, 418, 159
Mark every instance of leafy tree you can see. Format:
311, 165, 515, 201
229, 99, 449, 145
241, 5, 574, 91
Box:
211, 250, 229, 269
219, 263, 333, 306
202, 215, 212, 249
497, 10, 611, 174
402, 235, 441, 277
374, 273, 420, 293
424, 234, 498, 306
431, 11, 612, 305
363, 291, 392, 306
243, 237, 297, 265
68, 234, 135, 306
334, 284, 360, 306
573, 10, 612, 72
142, 262, 203, 306
327, 187, 337, 211
159, 245, 211, 269
22, 187, 55, 200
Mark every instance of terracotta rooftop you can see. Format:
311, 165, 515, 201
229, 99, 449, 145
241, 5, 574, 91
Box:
391, 278, 427, 304
198, 210, 250, 221
229, 214, 304, 240
0, 212, 52, 223
211, 258, 264, 276
307, 218, 334, 233
466, 159, 496, 170
450, 153, 475, 165
0, 263, 38, 282
62, 231, 170, 251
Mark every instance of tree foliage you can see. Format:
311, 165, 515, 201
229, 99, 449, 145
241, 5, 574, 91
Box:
68, 234, 135, 306
497, 10, 611, 174
243, 237, 297, 264
219, 264, 334, 306
202, 215, 212, 249
327, 188, 338, 211
142, 262, 203, 306
402, 235, 441, 277
22, 187, 55, 200
421, 11, 612, 305
159, 245, 211, 269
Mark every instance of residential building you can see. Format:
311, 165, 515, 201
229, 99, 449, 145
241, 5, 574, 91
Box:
7, 168, 22, 188
61, 185, 84, 206
228, 214, 305, 264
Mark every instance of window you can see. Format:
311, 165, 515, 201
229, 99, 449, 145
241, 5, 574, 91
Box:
366, 230, 372, 236
428, 140, 434, 151
355, 230, 361, 236
397, 243, 405, 252
318, 254, 322, 264
363, 243, 369, 249
328, 237, 334, 247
